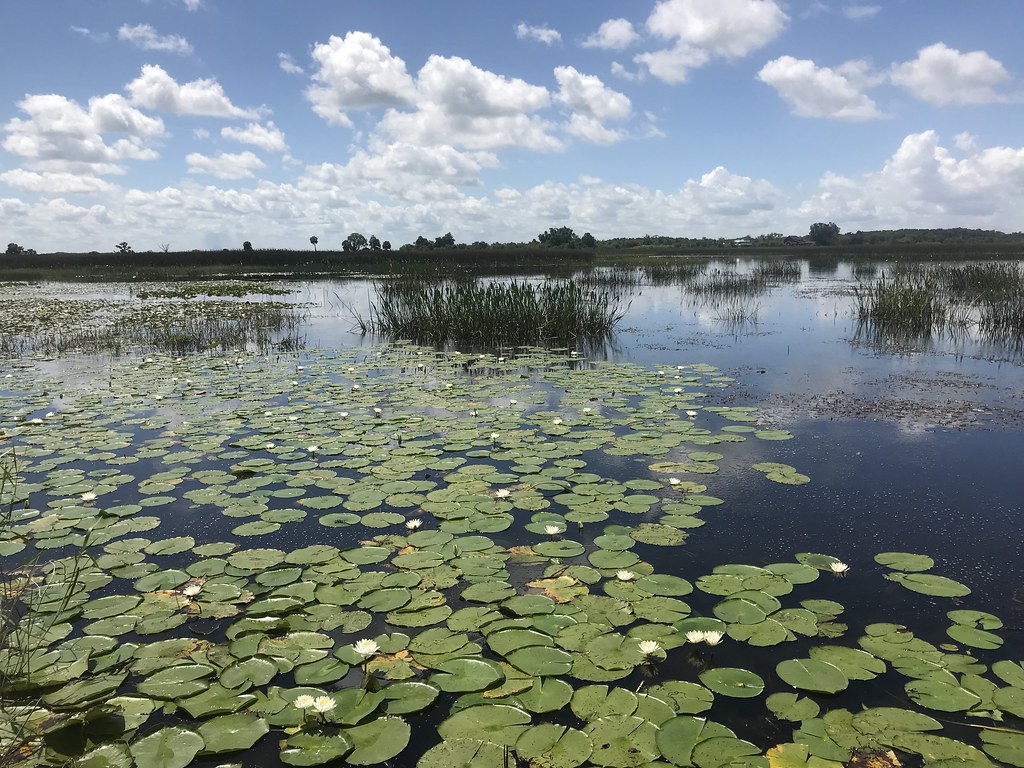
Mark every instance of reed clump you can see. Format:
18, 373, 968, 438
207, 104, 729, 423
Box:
855, 262, 1024, 342
358, 279, 625, 345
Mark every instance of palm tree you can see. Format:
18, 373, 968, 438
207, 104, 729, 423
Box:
310, 235, 318, 252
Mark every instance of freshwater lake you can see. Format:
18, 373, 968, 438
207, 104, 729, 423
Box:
1, 258, 1022, 767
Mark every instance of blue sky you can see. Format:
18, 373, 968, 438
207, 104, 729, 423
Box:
1, 0, 1022, 252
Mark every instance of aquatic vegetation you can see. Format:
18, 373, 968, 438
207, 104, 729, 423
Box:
358, 279, 626, 345
0, 345, 1020, 767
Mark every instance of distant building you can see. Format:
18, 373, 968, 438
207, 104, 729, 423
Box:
732, 238, 753, 247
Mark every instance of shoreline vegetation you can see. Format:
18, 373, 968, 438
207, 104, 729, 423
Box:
2, 227, 1024, 280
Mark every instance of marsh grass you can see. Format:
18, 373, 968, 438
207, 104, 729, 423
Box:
689, 270, 770, 298
752, 260, 801, 282
357, 279, 626, 345
855, 262, 1024, 342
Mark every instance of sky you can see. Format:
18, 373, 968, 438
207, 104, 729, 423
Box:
1, 0, 1023, 253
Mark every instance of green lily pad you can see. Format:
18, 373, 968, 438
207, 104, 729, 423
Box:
129, 726, 204, 768
776, 658, 848, 694
699, 668, 765, 698
885, 572, 971, 597
196, 713, 269, 754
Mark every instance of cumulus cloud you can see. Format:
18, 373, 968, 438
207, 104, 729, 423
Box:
582, 19, 640, 50
278, 52, 304, 75
221, 122, 287, 152
186, 150, 266, 179
514, 23, 561, 45
639, 0, 787, 81
890, 43, 1010, 105
127, 64, 261, 118
553, 66, 631, 144
118, 24, 193, 55
797, 131, 1024, 227
2, 92, 163, 175
305, 32, 417, 126
758, 56, 883, 120
377, 55, 559, 152
0, 169, 115, 194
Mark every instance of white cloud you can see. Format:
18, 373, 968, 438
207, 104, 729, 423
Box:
2, 92, 163, 175
183, 0, 202, 10
71, 26, 109, 43
640, 0, 788, 81
278, 52, 304, 75
842, 4, 880, 20
515, 23, 561, 45
797, 131, 1024, 227
127, 64, 261, 118
564, 115, 626, 145
0, 169, 115, 194
890, 43, 1010, 106
377, 55, 559, 152
186, 150, 266, 179
305, 32, 417, 127
221, 122, 287, 152
193, 128, 210, 140
118, 24, 193, 55
610, 62, 641, 82
554, 67, 631, 121
583, 19, 639, 50
758, 56, 883, 120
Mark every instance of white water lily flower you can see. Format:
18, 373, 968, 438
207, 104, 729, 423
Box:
685, 410, 698, 418
494, 489, 511, 499
182, 584, 202, 597
703, 630, 725, 646
639, 640, 662, 656
616, 570, 635, 581
29, 418, 43, 424
312, 696, 336, 713
544, 525, 562, 536
668, 478, 681, 486
490, 432, 500, 441
294, 695, 316, 710
339, 411, 349, 418
582, 407, 593, 414
44, 411, 55, 418
406, 519, 422, 530
265, 442, 276, 449
685, 630, 707, 644
509, 399, 517, 405
307, 445, 319, 452
373, 407, 382, 414
674, 388, 683, 394
80, 492, 97, 502
352, 383, 360, 390
829, 561, 850, 574
552, 418, 563, 425
288, 415, 298, 421
353, 638, 380, 657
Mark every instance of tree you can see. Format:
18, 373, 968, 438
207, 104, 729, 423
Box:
368, 235, 381, 251
580, 232, 597, 248
159, 243, 170, 253
808, 222, 840, 245
6, 243, 24, 255
382, 240, 392, 251
413, 236, 431, 250
242, 241, 253, 252
345, 232, 368, 251
538, 226, 580, 247
310, 235, 318, 252
116, 241, 133, 254
433, 232, 455, 249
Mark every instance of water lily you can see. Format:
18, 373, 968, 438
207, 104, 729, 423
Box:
685, 630, 707, 644
352, 383, 361, 390
353, 638, 380, 657
616, 570, 635, 581
703, 630, 725, 646
373, 407, 382, 415
686, 410, 699, 418
182, 584, 202, 598
495, 488, 511, 498
668, 478, 681, 486
544, 524, 562, 536
294, 695, 316, 710
80, 492, 97, 502
552, 418, 563, 425
307, 445, 319, 452
490, 432, 500, 441
509, 399, 517, 406
406, 519, 422, 530
639, 640, 662, 656
674, 387, 683, 394
312, 696, 336, 714
582, 407, 593, 414
829, 560, 850, 574
265, 442, 276, 449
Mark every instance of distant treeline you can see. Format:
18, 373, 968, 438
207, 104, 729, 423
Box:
601, 228, 1024, 250
0, 246, 596, 278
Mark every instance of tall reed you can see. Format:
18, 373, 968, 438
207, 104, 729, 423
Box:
358, 279, 625, 345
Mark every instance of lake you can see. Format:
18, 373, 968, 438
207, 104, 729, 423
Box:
1, 258, 1022, 768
